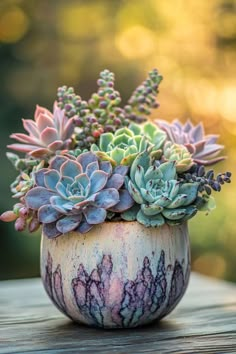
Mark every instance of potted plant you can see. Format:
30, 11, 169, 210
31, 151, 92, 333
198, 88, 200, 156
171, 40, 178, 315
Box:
1, 69, 231, 328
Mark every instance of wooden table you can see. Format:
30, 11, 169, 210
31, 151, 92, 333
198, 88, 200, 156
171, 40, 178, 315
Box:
0, 273, 236, 354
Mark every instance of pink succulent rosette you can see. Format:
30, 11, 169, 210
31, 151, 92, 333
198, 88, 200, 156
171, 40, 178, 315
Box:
8, 103, 74, 157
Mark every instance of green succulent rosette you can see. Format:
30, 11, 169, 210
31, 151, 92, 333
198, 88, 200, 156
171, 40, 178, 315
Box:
122, 151, 199, 227
163, 141, 194, 173
129, 121, 166, 150
91, 122, 166, 166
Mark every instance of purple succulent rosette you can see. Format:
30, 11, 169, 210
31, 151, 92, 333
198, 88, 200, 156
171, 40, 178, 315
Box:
156, 119, 225, 166
25, 152, 134, 238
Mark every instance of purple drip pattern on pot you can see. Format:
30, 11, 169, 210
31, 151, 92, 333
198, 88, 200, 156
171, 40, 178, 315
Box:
43, 250, 188, 328
44, 252, 67, 314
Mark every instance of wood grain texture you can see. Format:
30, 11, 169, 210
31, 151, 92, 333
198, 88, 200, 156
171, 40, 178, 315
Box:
0, 273, 236, 353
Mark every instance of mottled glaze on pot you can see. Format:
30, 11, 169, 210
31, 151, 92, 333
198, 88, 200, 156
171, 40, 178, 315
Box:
40, 221, 190, 328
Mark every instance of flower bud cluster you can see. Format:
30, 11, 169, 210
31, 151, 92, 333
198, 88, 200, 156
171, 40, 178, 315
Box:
57, 69, 162, 149
57, 70, 130, 149
0, 202, 40, 233
179, 165, 231, 195
124, 69, 163, 123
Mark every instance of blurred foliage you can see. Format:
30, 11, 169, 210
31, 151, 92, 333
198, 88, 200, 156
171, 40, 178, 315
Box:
0, 0, 236, 281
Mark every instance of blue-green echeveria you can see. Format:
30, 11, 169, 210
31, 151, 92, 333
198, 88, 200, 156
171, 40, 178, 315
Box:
25, 152, 134, 238
91, 122, 166, 166
122, 151, 199, 227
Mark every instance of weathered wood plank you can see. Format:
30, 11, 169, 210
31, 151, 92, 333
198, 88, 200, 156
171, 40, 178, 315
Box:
0, 273, 236, 353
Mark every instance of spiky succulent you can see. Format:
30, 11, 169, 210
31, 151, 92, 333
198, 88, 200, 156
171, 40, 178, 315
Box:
24, 152, 134, 237
8, 103, 74, 158
122, 151, 199, 227
163, 142, 194, 173
91, 122, 166, 166
156, 119, 225, 166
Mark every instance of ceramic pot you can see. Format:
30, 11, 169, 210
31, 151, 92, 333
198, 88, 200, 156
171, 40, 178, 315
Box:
40, 221, 190, 328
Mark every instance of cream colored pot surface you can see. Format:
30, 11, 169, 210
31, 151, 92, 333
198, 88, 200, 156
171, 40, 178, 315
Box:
41, 221, 190, 328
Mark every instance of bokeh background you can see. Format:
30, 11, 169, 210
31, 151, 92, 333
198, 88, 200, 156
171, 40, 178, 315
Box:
0, 0, 235, 281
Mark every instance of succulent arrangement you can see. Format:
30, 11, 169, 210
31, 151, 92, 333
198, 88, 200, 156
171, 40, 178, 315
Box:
0, 69, 231, 238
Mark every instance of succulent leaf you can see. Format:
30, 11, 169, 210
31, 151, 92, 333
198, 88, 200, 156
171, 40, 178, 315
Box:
167, 194, 188, 208
89, 170, 108, 194
108, 189, 134, 212
60, 160, 82, 179
128, 180, 144, 204
77, 151, 98, 170
141, 203, 163, 216
121, 204, 141, 221
76, 219, 93, 234
26, 187, 56, 209
134, 165, 145, 188
128, 123, 142, 135
130, 151, 151, 182
44, 170, 60, 191
105, 174, 124, 189
99, 133, 113, 151
137, 209, 165, 227
56, 215, 82, 234
114, 165, 129, 176
94, 189, 119, 208
85, 161, 100, 177
111, 147, 125, 165
83, 206, 106, 224
43, 222, 62, 238
162, 208, 186, 220
38, 204, 61, 224
100, 161, 113, 174
178, 183, 199, 205
49, 156, 68, 171
158, 161, 176, 181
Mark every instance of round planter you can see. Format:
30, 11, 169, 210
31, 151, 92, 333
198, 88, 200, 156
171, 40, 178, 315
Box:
40, 221, 190, 328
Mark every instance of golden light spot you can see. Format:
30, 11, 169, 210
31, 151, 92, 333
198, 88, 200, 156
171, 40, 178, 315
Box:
193, 253, 226, 279
115, 25, 155, 59
0, 7, 29, 43
186, 80, 218, 117
219, 86, 236, 122
57, 4, 107, 39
